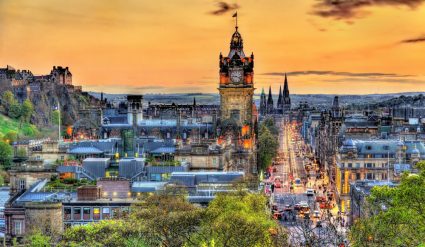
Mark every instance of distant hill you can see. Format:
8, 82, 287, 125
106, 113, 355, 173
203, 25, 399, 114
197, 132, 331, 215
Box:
89, 91, 425, 108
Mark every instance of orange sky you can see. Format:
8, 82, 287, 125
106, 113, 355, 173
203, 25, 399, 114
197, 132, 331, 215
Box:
1, 0, 425, 95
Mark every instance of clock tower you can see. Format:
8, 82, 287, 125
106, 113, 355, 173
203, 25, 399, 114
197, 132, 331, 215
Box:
218, 23, 255, 128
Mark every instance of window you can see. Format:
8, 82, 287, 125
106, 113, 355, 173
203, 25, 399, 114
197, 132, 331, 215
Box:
356, 173, 361, 180
348, 163, 352, 168
212, 158, 217, 165
18, 179, 26, 190
356, 163, 361, 168
93, 207, 100, 220
366, 146, 372, 150
102, 207, 110, 219
64, 207, 72, 221
73, 207, 81, 221
366, 163, 374, 168
13, 220, 23, 235
366, 173, 375, 180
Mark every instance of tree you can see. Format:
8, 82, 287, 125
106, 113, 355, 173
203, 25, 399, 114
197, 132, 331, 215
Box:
3, 131, 17, 143
0, 141, 13, 169
192, 192, 287, 247
128, 193, 203, 247
8, 102, 22, 119
1, 90, 17, 113
20, 99, 34, 122
349, 161, 425, 246
52, 110, 60, 125
25, 231, 51, 247
258, 125, 278, 171
60, 220, 135, 247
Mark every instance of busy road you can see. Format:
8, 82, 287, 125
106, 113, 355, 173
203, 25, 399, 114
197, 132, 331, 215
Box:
264, 117, 348, 246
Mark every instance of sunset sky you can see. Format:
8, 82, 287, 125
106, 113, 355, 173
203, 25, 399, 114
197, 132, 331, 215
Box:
1, 0, 425, 95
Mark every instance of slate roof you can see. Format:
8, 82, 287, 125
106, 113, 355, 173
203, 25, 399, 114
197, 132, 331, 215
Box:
68, 146, 103, 154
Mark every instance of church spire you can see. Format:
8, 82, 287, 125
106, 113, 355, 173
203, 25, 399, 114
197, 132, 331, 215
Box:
283, 73, 289, 97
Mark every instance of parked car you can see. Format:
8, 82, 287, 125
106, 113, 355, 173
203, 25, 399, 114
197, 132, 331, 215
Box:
313, 210, 320, 218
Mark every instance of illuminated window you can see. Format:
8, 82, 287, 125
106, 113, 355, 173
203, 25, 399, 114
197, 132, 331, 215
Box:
93, 207, 100, 220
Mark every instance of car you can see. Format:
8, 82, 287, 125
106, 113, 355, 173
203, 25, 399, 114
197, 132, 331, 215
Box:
313, 210, 320, 218
305, 189, 315, 196
274, 181, 282, 188
284, 205, 292, 211
294, 203, 301, 211
315, 196, 326, 203
294, 178, 302, 186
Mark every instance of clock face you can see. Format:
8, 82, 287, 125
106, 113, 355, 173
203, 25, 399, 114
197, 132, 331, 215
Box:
230, 70, 243, 83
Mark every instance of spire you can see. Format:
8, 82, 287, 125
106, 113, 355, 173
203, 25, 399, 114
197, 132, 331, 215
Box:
267, 86, 273, 104
283, 73, 289, 96
193, 97, 196, 106
332, 96, 339, 108
277, 85, 283, 107
261, 87, 265, 95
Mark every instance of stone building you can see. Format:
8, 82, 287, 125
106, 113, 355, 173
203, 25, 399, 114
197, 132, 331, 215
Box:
316, 96, 344, 183
216, 21, 257, 174
336, 139, 424, 213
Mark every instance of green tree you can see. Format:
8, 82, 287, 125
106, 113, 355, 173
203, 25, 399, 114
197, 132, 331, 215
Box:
258, 125, 278, 171
52, 110, 60, 125
349, 161, 425, 246
8, 102, 21, 119
20, 99, 34, 122
1, 90, 17, 113
0, 141, 13, 169
25, 231, 51, 247
128, 193, 203, 247
262, 117, 278, 136
60, 220, 134, 247
192, 192, 287, 247
3, 131, 17, 143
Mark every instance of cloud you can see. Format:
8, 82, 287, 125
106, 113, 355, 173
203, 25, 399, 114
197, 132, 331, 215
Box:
311, 0, 425, 20
321, 77, 425, 84
209, 1, 239, 16
401, 35, 425, 44
262, 71, 412, 78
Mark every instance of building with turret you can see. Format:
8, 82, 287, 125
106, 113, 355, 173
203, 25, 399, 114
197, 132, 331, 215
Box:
217, 19, 257, 173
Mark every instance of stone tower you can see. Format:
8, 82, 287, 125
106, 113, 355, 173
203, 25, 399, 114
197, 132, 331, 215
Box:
267, 86, 274, 114
218, 23, 255, 128
277, 85, 283, 113
283, 73, 291, 112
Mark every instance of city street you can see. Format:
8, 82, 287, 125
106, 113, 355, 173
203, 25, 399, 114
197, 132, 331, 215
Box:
266, 117, 348, 246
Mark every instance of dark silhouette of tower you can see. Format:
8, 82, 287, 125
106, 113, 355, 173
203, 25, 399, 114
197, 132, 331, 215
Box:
267, 86, 274, 114
283, 73, 291, 112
